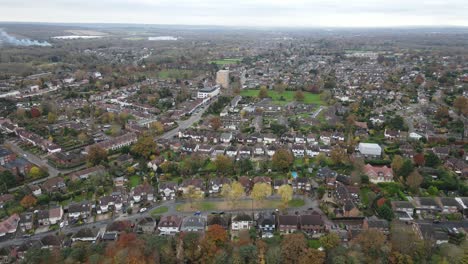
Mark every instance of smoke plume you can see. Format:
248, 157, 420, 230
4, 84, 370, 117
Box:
0, 29, 51, 47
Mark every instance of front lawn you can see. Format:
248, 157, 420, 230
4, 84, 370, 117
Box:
176, 198, 305, 212
209, 58, 242, 66
289, 198, 306, 207
240, 89, 323, 105
129, 175, 141, 188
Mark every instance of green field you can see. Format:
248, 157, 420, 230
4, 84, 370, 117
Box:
150, 206, 169, 217
176, 198, 305, 212
209, 58, 242, 66
158, 69, 194, 79
129, 175, 141, 188
240, 89, 323, 105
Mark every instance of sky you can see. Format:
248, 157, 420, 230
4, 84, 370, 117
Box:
0, 0, 467, 27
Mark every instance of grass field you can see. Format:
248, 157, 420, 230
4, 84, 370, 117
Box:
150, 206, 169, 217
209, 58, 242, 66
240, 89, 323, 105
129, 175, 141, 188
176, 198, 305, 212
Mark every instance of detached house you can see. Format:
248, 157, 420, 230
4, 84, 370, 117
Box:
68, 201, 92, 220
158, 182, 178, 200
209, 177, 231, 194
180, 216, 206, 233
257, 213, 275, 238
132, 184, 155, 202
231, 213, 254, 232
158, 215, 182, 235
37, 207, 63, 226
363, 164, 393, 183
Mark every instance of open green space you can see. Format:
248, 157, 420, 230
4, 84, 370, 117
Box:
150, 206, 169, 217
209, 58, 242, 66
129, 175, 141, 188
176, 198, 305, 212
240, 89, 323, 105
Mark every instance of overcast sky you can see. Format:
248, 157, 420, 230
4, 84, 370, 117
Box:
1, 0, 467, 27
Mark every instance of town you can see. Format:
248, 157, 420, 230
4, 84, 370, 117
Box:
0, 23, 466, 264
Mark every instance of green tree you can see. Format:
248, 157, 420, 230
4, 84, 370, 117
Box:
399, 160, 414, 178
319, 233, 340, 250
425, 152, 440, 167
377, 204, 394, 221
0, 170, 16, 189
294, 90, 305, 102
28, 166, 43, 179
214, 155, 233, 175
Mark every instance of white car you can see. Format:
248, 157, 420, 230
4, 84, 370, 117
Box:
139, 207, 147, 213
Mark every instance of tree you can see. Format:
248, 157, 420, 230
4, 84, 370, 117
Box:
353, 229, 388, 262
278, 184, 293, 208
399, 160, 414, 178
214, 155, 233, 175
406, 170, 423, 192
435, 106, 449, 119
377, 203, 394, 221
425, 152, 440, 167
209, 117, 222, 131
78, 132, 88, 143
47, 112, 57, 123
281, 233, 308, 264
131, 135, 157, 159
20, 194, 37, 209
28, 166, 43, 179
0, 171, 16, 189
391, 155, 404, 173
330, 147, 348, 165
86, 146, 108, 166
453, 96, 468, 115
272, 148, 294, 172
150, 121, 164, 135
294, 90, 305, 102
298, 248, 325, 264
183, 185, 204, 208
413, 153, 425, 167
221, 181, 244, 208
319, 233, 340, 250
258, 86, 268, 99
251, 183, 272, 206
239, 245, 258, 264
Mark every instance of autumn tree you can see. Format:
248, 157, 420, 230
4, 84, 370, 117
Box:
47, 112, 57, 124
391, 155, 404, 173
131, 134, 157, 159
353, 229, 388, 262
406, 170, 423, 193
281, 233, 308, 264
298, 248, 325, 264
413, 153, 425, 167
201, 224, 228, 263
319, 233, 340, 250
294, 90, 305, 102
209, 117, 222, 131
272, 148, 294, 172
278, 184, 293, 209
330, 147, 348, 165
221, 181, 244, 208
86, 145, 108, 166
214, 155, 233, 175
258, 86, 269, 99
435, 106, 449, 119
251, 183, 272, 207
28, 166, 44, 179
150, 121, 164, 135
20, 194, 37, 209
453, 96, 468, 115
183, 185, 204, 208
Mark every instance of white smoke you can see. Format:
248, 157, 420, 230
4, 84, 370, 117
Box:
0, 29, 51, 47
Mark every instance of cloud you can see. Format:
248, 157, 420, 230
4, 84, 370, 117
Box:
0, 0, 467, 27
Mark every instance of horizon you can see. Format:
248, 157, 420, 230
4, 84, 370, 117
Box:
1, 0, 467, 28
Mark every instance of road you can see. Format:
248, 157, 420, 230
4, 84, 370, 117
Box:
0, 193, 322, 248
161, 99, 216, 140
5, 141, 86, 192
312, 106, 326, 119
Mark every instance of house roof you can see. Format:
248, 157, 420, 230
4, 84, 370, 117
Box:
278, 215, 298, 226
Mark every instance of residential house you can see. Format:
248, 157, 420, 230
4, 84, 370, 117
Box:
363, 164, 394, 183
132, 183, 155, 202
439, 197, 461, 214
158, 215, 182, 235
0, 194, 14, 209
137, 217, 156, 234
231, 213, 254, 232
257, 213, 275, 238
300, 212, 325, 236
180, 216, 206, 233
37, 206, 63, 226
99, 194, 123, 213
69, 166, 105, 181
72, 228, 100, 242
363, 216, 390, 234
179, 178, 205, 194
68, 201, 92, 220
273, 179, 289, 191
292, 177, 311, 192
19, 212, 33, 231
159, 182, 178, 200
41, 177, 66, 193
277, 215, 299, 234
207, 214, 230, 229
209, 177, 231, 194
0, 214, 20, 237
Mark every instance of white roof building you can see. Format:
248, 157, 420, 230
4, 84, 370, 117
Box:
358, 143, 382, 157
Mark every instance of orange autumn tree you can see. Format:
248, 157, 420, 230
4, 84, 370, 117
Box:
201, 224, 228, 262
106, 232, 148, 264
20, 195, 37, 209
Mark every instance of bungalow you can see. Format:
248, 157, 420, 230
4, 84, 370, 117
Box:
295, 134, 306, 144
158, 182, 178, 200
158, 215, 182, 235
132, 184, 155, 202
212, 145, 226, 157
181, 142, 198, 153
363, 164, 394, 183
277, 215, 299, 234
72, 228, 100, 242
137, 217, 156, 234
40, 235, 62, 249
253, 176, 272, 186
416, 197, 441, 212
69, 165, 105, 181
439, 197, 461, 214
41, 177, 66, 193
231, 213, 254, 231
391, 201, 415, 215
180, 216, 206, 233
